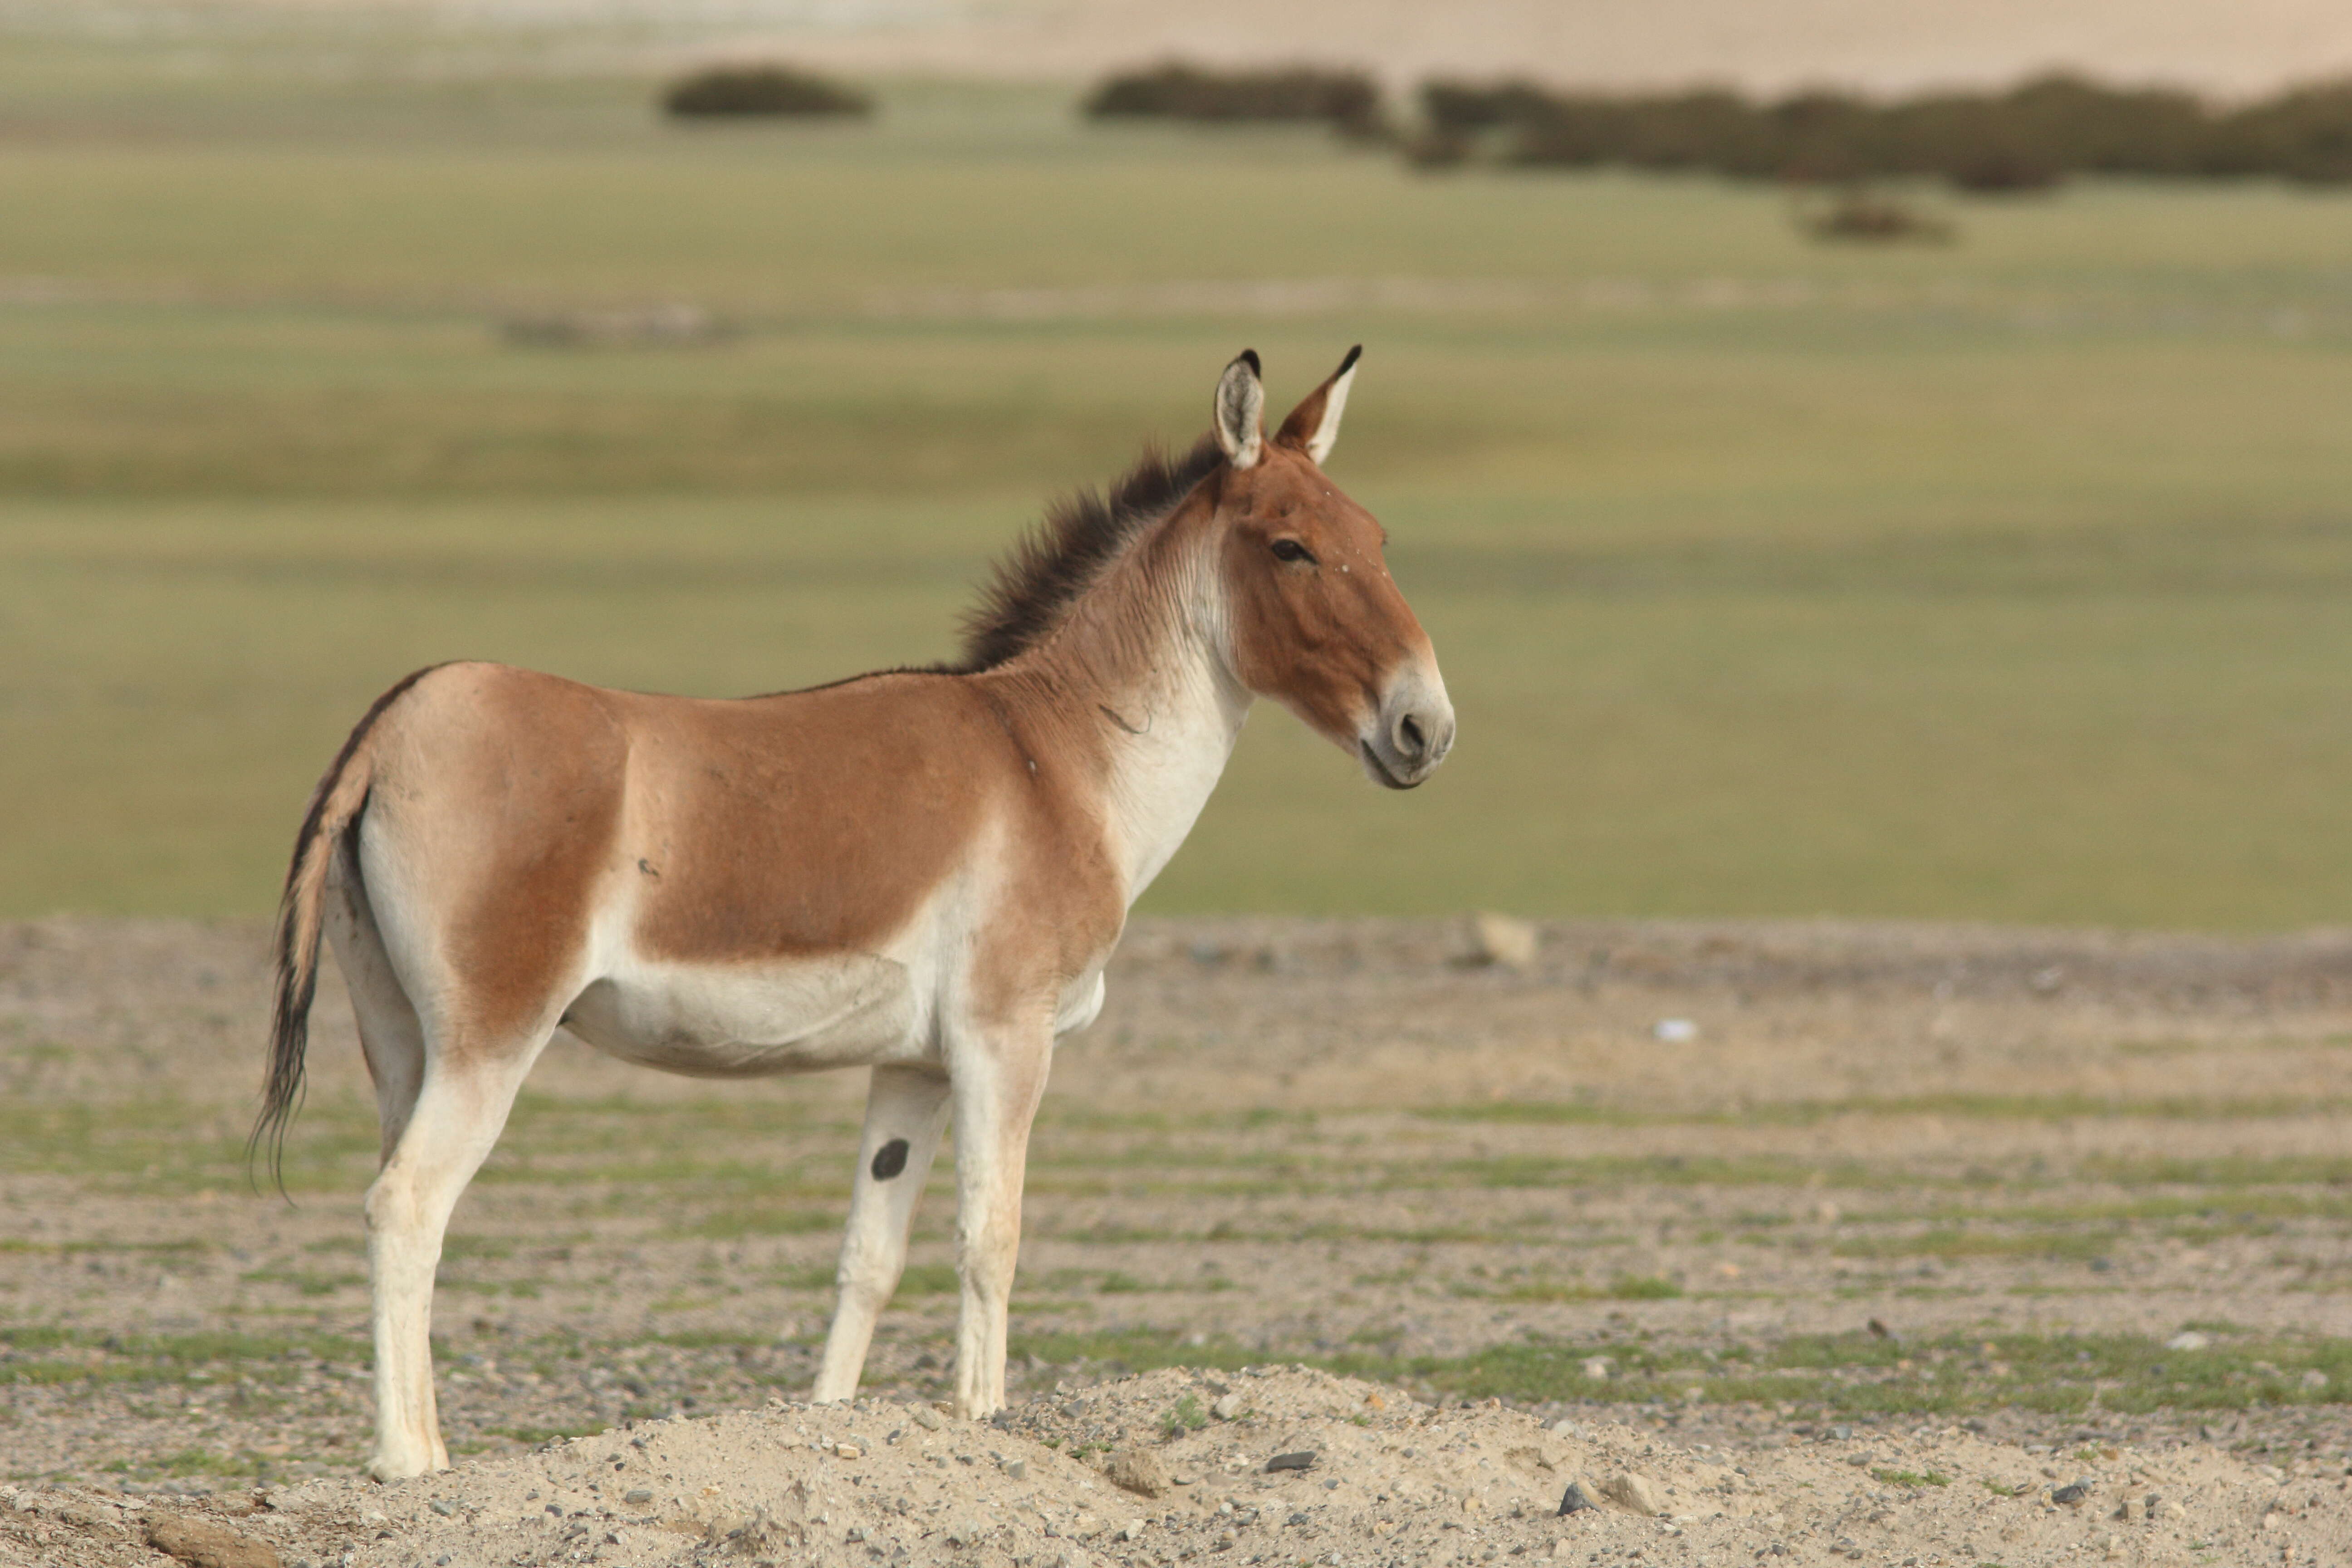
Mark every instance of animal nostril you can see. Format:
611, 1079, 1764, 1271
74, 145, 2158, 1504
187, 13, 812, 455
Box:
1397, 713, 1426, 757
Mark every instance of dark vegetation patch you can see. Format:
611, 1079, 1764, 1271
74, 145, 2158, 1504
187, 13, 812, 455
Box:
1084, 63, 2352, 190
1797, 188, 1954, 245
1409, 73, 2352, 189
1083, 63, 1385, 139
662, 65, 871, 121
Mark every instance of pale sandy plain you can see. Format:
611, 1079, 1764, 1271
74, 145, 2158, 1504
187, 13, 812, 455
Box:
206, 0, 2352, 96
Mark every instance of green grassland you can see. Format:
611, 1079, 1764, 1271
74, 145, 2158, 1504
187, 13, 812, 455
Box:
5, 27, 2352, 924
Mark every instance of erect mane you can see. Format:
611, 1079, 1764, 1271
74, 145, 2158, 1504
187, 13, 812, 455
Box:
956, 432, 1225, 672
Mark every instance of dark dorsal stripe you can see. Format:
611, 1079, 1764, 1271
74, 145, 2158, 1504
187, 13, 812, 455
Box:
956, 433, 1225, 671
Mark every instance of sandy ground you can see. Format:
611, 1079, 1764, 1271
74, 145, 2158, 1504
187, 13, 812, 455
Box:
6, 913, 2352, 1566
219, 0, 2352, 96
705, 0, 2352, 97
91, 0, 2352, 95
7, 1364, 2349, 1568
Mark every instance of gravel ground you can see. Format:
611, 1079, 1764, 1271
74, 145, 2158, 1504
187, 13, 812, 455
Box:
6, 913, 2352, 1565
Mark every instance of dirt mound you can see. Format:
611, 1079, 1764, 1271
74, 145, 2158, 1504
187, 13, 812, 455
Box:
7, 1366, 2344, 1566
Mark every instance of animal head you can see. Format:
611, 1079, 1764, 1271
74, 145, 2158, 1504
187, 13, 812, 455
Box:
1207, 348, 1455, 789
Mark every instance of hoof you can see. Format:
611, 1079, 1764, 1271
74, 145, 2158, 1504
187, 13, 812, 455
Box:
366, 1450, 439, 1483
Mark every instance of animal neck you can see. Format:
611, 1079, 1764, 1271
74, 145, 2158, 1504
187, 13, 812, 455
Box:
1009, 505, 1252, 903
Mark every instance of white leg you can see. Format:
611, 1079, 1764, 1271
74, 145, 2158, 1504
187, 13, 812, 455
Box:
950, 1028, 1051, 1420
363, 1043, 545, 1480
812, 1066, 951, 1402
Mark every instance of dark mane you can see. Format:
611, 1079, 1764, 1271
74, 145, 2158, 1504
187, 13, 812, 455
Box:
956, 433, 1226, 671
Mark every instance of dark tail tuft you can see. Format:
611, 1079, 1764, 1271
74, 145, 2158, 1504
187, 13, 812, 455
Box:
249, 665, 439, 1196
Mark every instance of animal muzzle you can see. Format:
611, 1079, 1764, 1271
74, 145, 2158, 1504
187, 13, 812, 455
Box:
1359, 667, 1455, 790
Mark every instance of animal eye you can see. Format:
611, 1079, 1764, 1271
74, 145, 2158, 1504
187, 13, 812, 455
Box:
1271, 539, 1316, 565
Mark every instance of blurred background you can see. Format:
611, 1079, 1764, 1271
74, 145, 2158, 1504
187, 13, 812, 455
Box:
6, 0, 2352, 931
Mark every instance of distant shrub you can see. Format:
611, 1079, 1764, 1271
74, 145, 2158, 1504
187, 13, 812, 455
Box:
2217, 80, 2352, 183
1421, 80, 1553, 137
1402, 128, 1475, 170
1085, 63, 1385, 139
1798, 188, 1955, 244
1411, 72, 2352, 190
662, 65, 872, 120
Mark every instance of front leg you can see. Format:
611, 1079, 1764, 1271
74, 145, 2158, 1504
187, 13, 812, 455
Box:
813, 1065, 952, 1402
950, 1018, 1053, 1419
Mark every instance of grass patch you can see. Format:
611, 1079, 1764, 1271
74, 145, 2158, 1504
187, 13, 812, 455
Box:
1009, 1327, 2352, 1416
897, 1264, 960, 1296
490, 1422, 610, 1446
1497, 1274, 1686, 1303
2083, 1156, 2352, 1187
0, 1239, 213, 1257
676, 1208, 840, 1240
1833, 1229, 2118, 1263
8, 44, 2352, 929
104, 1447, 268, 1480
237, 1268, 365, 1296
766, 1262, 952, 1297
0, 1099, 380, 1192
1161, 1393, 1209, 1439
1423, 1096, 2352, 1129
651, 1330, 771, 1350
0, 1326, 352, 1388
1872, 1468, 1951, 1488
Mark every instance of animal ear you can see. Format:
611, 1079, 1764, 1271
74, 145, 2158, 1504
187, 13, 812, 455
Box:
1214, 349, 1265, 470
1274, 344, 1361, 466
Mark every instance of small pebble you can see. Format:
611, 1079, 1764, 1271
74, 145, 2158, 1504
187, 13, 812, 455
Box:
1556, 1481, 1600, 1515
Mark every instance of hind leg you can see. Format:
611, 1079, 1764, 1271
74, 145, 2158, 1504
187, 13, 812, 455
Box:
327, 869, 426, 1163
813, 1066, 952, 1401
361, 1035, 549, 1479
329, 869, 556, 1479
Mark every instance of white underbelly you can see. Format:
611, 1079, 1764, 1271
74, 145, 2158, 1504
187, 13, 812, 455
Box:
560, 950, 925, 1077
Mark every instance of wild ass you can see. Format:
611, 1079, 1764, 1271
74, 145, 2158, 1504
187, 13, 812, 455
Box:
256, 348, 1454, 1480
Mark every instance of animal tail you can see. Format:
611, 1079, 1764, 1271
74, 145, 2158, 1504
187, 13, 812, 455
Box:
250, 665, 440, 1193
